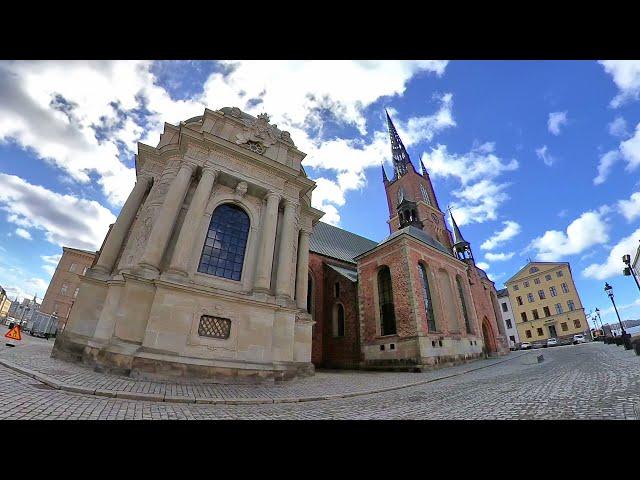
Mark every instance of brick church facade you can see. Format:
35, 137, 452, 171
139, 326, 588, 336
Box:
308, 111, 508, 370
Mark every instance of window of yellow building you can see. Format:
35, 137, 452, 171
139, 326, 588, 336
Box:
561, 322, 568, 331
524, 281, 529, 287
537, 328, 543, 336
517, 296, 523, 305
557, 270, 563, 277
533, 309, 539, 319
573, 319, 581, 329
526, 330, 532, 338
538, 289, 545, 299
550, 286, 557, 297
555, 303, 563, 314
521, 312, 527, 322
513, 285, 519, 291
545, 274, 551, 281
534, 278, 540, 285
543, 306, 551, 316
567, 300, 575, 311
561, 282, 569, 293
527, 293, 534, 303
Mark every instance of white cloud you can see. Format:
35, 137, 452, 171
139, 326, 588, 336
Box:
0, 173, 115, 251
535, 145, 555, 166
422, 142, 518, 226
476, 262, 490, 271
593, 150, 620, 185
548, 111, 568, 135
583, 227, 640, 280
480, 220, 521, 250
41, 253, 61, 276
617, 191, 640, 222
599, 60, 640, 107
608, 117, 629, 138
302, 93, 456, 225
15, 228, 32, 240
485, 251, 515, 262
620, 122, 640, 171
529, 208, 610, 262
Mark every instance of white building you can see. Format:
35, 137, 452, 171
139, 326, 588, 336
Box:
497, 288, 520, 348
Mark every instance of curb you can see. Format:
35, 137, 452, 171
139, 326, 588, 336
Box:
0, 352, 531, 405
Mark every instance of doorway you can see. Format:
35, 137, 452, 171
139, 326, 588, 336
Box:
548, 324, 557, 338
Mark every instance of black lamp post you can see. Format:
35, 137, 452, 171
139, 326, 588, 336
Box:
595, 307, 605, 340
622, 254, 640, 294
604, 282, 632, 350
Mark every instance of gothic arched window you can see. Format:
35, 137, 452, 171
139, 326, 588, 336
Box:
418, 263, 437, 332
456, 275, 472, 333
334, 303, 345, 337
420, 184, 431, 205
198, 203, 250, 281
378, 266, 397, 336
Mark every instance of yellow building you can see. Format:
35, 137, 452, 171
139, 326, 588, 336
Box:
505, 262, 587, 344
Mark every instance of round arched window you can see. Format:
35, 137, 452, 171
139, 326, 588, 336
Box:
198, 204, 250, 281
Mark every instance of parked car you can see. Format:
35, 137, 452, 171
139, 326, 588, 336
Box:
520, 342, 532, 350
546, 337, 558, 347
573, 334, 586, 344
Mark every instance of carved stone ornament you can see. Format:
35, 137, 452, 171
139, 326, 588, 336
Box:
235, 111, 280, 152
230, 107, 243, 118
235, 181, 248, 197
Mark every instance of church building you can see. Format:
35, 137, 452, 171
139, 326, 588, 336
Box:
308, 111, 508, 370
52, 106, 507, 384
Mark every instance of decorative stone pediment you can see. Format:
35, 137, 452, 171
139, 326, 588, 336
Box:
235, 112, 280, 153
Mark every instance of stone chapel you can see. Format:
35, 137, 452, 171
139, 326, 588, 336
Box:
53, 106, 507, 383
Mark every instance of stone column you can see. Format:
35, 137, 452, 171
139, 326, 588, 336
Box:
254, 192, 281, 291
93, 174, 153, 275
295, 228, 311, 309
275, 200, 297, 297
138, 162, 195, 273
166, 165, 217, 277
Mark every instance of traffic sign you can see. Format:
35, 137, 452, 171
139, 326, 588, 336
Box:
4, 325, 22, 341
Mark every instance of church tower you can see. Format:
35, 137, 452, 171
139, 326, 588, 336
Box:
450, 209, 474, 262
382, 110, 452, 249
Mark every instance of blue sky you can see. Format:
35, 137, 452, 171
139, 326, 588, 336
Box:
1, 60, 640, 329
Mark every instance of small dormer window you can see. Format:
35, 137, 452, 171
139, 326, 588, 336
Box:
529, 267, 539, 273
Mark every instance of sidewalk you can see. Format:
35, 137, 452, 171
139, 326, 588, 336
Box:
0, 336, 530, 405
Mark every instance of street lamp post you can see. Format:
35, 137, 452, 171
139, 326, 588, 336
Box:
622, 254, 640, 294
594, 307, 605, 341
604, 282, 633, 350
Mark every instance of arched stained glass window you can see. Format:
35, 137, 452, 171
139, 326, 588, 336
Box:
456, 275, 472, 333
378, 266, 396, 336
418, 263, 437, 332
198, 204, 250, 281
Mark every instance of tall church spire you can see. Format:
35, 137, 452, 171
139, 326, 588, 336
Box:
385, 109, 413, 179
381, 162, 389, 183
450, 208, 473, 261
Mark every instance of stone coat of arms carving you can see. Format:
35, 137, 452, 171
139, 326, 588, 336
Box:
235, 113, 280, 151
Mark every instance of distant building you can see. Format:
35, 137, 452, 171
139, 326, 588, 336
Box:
39, 246, 96, 332
497, 288, 520, 347
506, 261, 588, 344
8, 295, 41, 324
0, 286, 12, 320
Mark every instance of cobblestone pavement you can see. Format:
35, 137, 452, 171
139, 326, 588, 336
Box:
0, 336, 527, 402
1, 336, 639, 419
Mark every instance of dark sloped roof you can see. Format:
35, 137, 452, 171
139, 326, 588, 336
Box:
327, 264, 358, 282
357, 226, 452, 259
497, 288, 508, 297
309, 222, 378, 264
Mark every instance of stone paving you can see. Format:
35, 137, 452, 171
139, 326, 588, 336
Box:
1, 335, 639, 419
0, 335, 525, 403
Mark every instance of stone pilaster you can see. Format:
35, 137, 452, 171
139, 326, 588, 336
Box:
94, 174, 153, 276
295, 228, 311, 309
138, 162, 195, 273
166, 165, 218, 277
254, 192, 281, 291
275, 200, 297, 297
